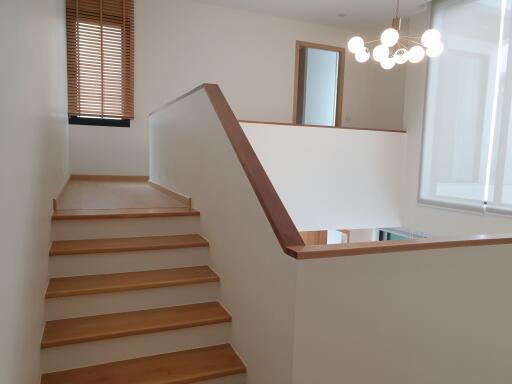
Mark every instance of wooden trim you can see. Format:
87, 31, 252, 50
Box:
239, 120, 406, 133
287, 233, 512, 259
293, 41, 346, 127
199, 84, 305, 253
148, 181, 192, 208
52, 207, 199, 220
53, 175, 70, 210
69, 174, 149, 181
150, 84, 304, 254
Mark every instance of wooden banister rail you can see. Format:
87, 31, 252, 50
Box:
151, 84, 305, 255
151, 84, 512, 261
287, 233, 512, 259
239, 120, 406, 134
203, 84, 305, 254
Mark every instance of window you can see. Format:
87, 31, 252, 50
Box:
293, 41, 345, 127
420, 0, 512, 214
66, 0, 134, 126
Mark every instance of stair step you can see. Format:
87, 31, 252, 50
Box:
50, 234, 209, 256
52, 207, 200, 220
42, 302, 231, 348
41, 344, 245, 384
46, 266, 219, 298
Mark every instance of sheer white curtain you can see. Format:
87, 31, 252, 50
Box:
420, 0, 512, 213
488, 2, 512, 212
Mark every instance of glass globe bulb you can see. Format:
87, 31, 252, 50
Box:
426, 41, 444, 58
393, 48, 409, 64
355, 48, 370, 63
348, 36, 365, 54
380, 28, 399, 47
421, 29, 441, 48
408, 45, 425, 63
380, 57, 396, 70
372, 44, 389, 62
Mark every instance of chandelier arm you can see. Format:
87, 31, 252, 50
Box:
401, 37, 422, 44
397, 40, 409, 49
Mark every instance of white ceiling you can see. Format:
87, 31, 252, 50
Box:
196, 0, 430, 29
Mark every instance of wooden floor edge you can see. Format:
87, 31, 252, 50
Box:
51, 207, 200, 220
148, 181, 192, 208
69, 174, 150, 181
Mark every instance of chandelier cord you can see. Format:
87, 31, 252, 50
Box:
395, 0, 400, 18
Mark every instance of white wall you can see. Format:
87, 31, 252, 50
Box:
242, 123, 405, 231
0, 0, 69, 382
150, 88, 298, 384
293, 244, 512, 384
401, 11, 512, 236
70, 0, 405, 176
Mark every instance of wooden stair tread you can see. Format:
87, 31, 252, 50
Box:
52, 207, 200, 220
50, 234, 209, 256
41, 344, 246, 384
46, 266, 219, 298
42, 302, 231, 348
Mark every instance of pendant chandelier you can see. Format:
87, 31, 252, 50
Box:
347, 0, 444, 69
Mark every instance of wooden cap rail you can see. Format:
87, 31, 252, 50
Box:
151, 84, 305, 255
203, 84, 305, 254
287, 233, 512, 259
151, 84, 512, 260
239, 119, 406, 133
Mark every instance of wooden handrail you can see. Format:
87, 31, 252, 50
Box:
287, 233, 512, 259
203, 84, 305, 255
151, 84, 305, 255
151, 84, 512, 261
239, 119, 406, 133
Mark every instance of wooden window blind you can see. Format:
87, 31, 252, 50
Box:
66, 0, 134, 120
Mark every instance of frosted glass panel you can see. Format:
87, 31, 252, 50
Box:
420, 0, 504, 209
487, 2, 512, 212
302, 48, 339, 126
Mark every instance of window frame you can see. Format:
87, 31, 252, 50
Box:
68, 116, 130, 127
418, 0, 512, 215
66, 0, 134, 125
292, 41, 346, 128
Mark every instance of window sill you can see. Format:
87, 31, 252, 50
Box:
69, 116, 131, 127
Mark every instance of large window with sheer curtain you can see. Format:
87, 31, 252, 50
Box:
420, 0, 512, 214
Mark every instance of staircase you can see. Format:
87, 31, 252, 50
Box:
41, 180, 246, 383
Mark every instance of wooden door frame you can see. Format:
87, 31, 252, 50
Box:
293, 41, 346, 127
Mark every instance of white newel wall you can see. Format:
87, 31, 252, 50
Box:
293, 245, 512, 384
242, 123, 406, 231
149, 88, 298, 384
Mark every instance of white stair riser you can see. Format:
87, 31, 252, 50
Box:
41, 323, 230, 373
200, 374, 246, 384
45, 283, 220, 320
49, 247, 209, 277
52, 216, 201, 241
